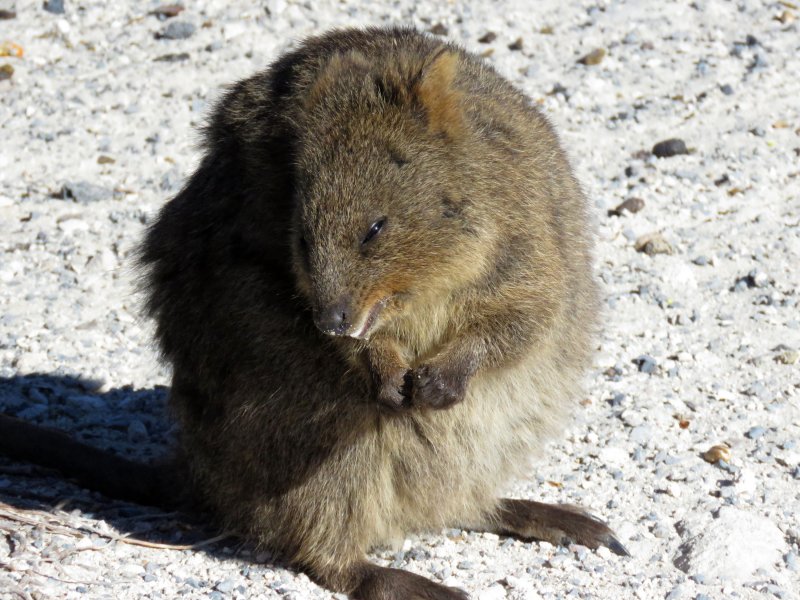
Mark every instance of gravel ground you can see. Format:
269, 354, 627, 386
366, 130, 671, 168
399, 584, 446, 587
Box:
1, 0, 799, 598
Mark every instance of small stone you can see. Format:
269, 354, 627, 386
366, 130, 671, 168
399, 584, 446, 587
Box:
630, 425, 654, 444
622, 31, 639, 44
119, 563, 145, 578
751, 269, 769, 287
720, 84, 734, 95
508, 37, 523, 51
150, 3, 184, 19
653, 138, 688, 158
651, 522, 672, 540
714, 174, 730, 186
478, 31, 496, 44
785, 551, 799, 572
215, 579, 234, 593
67, 393, 105, 410
97, 155, 115, 164
549, 82, 568, 97
546, 553, 570, 567
743, 381, 770, 400
428, 23, 448, 36
608, 392, 626, 407
17, 404, 48, 420
157, 21, 196, 40
692, 256, 709, 266
54, 17, 69, 34
635, 232, 673, 256
154, 52, 190, 62
0, 7, 15, 19
477, 584, 506, 600
59, 181, 111, 203
598, 446, 628, 465
666, 583, 687, 599
608, 197, 645, 216
746, 426, 767, 440
0, 63, 12, 81
57, 217, 89, 234
702, 444, 731, 464
127, 420, 148, 443
595, 546, 612, 560
732, 279, 749, 292
775, 349, 799, 365
750, 126, 766, 137
633, 355, 658, 374
264, 0, 286, 16
735, 468, 758, 498
457, 560, 474, 570
578, 48, 606, 65
665, 482, 682, 498
43, 0, 64, 14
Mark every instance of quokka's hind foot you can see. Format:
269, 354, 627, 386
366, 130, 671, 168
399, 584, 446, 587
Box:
321, 561, 470, 600
353, 563, 469, 600
483, 498, 630, 557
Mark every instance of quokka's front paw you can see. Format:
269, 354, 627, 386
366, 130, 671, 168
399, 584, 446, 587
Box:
410, 363, 469, 410
374, 369, 413, 411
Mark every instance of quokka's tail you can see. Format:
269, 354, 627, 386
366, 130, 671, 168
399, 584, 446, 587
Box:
0, 413, 178, 508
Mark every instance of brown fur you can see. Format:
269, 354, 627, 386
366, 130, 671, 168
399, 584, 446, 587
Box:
138, 26, 625, 598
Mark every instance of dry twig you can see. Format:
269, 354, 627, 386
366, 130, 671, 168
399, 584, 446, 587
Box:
0, 502, 233, 551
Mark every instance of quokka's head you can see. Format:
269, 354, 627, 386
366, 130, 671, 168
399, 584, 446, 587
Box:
288, 46, 493, 340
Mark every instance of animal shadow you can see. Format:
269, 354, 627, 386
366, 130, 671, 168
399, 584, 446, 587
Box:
0, 373, 253, 559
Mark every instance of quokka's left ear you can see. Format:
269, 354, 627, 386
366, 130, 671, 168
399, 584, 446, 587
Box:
304, 50, 374, 111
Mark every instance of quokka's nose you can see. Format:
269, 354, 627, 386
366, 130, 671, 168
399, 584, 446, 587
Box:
313, 299, 351, 336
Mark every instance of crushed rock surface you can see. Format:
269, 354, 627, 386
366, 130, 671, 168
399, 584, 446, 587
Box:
1, 0, 799, 598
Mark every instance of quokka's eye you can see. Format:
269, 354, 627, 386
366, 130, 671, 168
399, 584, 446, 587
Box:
361, 218, 387, 246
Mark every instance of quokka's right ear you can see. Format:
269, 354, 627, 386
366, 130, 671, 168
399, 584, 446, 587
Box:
412, 48, 464, 140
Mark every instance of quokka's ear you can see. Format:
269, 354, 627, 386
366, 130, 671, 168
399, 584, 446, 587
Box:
305, 50, 372, 110
413, 48, 464, 139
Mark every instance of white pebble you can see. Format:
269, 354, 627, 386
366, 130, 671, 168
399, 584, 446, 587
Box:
673, 507, 786, 581
598, 446, 628, 465
58, 218, 89, 234
477, 584, 507, 600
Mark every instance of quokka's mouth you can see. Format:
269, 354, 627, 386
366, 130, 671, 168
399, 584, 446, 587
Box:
349, 296, 391, 340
